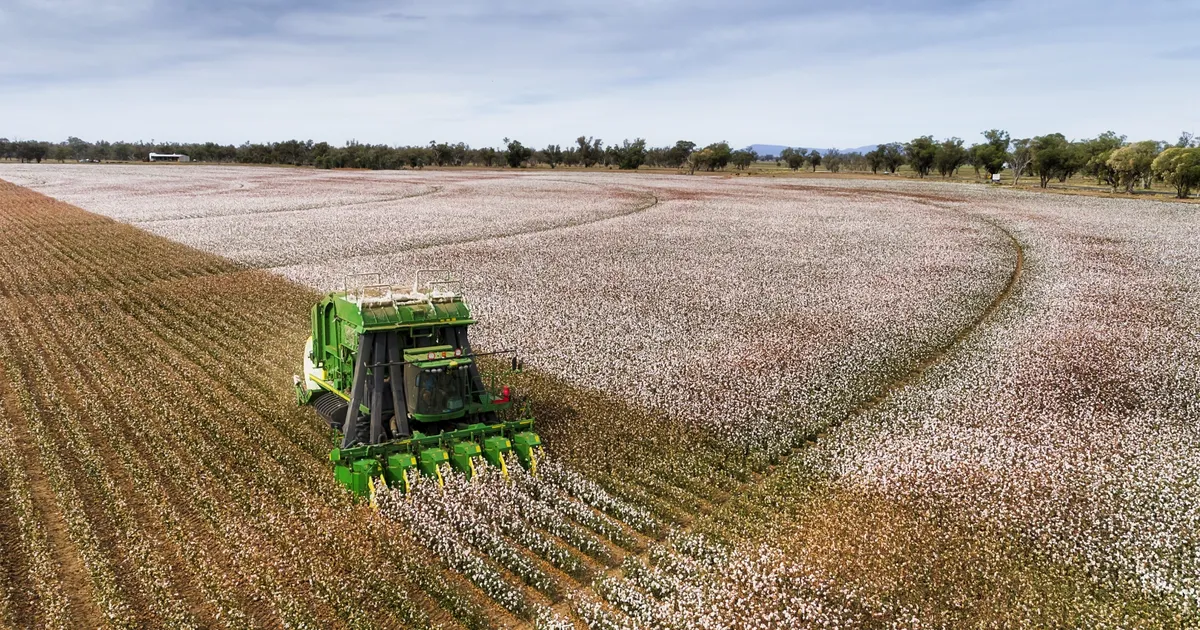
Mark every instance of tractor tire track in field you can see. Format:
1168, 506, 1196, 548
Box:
263, 188, 661, 272
136, 185, 445, 224
775, 187, 1025, 452
583, 188, 1027, 620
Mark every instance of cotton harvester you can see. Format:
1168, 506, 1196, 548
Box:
294, 270, 541, 497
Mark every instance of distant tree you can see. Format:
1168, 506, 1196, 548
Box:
1030, 133, 1075, 188
686, 149, 710, 174
575, 136, 603, 167
983, 129, 1010, 153
1152, 147, 1200, 198
504, 138, 532, 168
904, 136, 937, 177
16, 141, 48, 163
703, 142, 732, 170
935, 138, 967, 177
1080, 131, 1125, 187
542, 144, 563, 168
1008, 138, 1034, 186
66, 136, 90, 160
476, 147, 499, 167
429, 141, 455, 166
971, 145, 1005, 177
731, 148, 757, 170
761, 153, 776, 163
1177, 131, 1196, 148
865, 147, 884, 174
664, 140, 695, 168
1107, 141, 1160, 193
881, 143, 905, 174
0, 138, 9, 160
780, 147, 805, 171
806, 149, 822, 172
615, 138, 647, 169
824, 149, 843, 173
50, 144, 71, 162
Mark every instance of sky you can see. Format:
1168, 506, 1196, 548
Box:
1, 0, 1197, 149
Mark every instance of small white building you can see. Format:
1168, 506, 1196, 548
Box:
149, 153, 190, 162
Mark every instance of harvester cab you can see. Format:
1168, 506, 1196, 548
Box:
294, 270, 541, 497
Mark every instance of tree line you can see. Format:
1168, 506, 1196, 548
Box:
3, 130, 1197, 197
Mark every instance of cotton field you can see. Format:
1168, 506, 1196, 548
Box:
0, 163, 1196, 628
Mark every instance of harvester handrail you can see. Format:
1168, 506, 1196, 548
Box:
343, 272, 383, 299
412, 268, 457, 293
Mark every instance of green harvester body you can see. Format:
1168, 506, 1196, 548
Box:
294, 272, 540, 496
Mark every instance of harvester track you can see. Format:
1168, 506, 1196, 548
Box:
136, 185, 445, 223
574, 187, 1028, 626
264, 187, 661, 271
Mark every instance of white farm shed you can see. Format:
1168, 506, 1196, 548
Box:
148, 153, 190, 162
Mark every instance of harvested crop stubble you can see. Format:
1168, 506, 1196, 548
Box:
0, 180, 509, 628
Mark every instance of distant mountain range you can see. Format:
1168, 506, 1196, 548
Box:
747, 143, 884, 157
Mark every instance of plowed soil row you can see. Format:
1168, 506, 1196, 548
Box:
0, 180, 514, 628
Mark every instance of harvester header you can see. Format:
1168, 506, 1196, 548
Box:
294, 270, 541, 496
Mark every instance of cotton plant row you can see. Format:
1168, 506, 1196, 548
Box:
379, 455, 660, 617
0, 361, 74, 628
0, 189, 489, 628
815, 191, 1200, 615
582, 531, 886, 630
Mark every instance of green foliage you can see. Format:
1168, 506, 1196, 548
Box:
1030, 133, 1076, 188
1080, 131, 1126, 188
664, 141, 695, 168
542, 144, 564, 169
904, 136, 937, 178
50, 144, 71, 163
1107, 141, 1160, 193
806, 149, 822, 172
971, 144, 1006, 177
824, 149, 843, 173
683, 142, 732, 173
983, 129, 1010, 153
705, 142, 731, 170
969, 130, 1011, 177
14, 140, 48, 163
780, 147, 806, 171
881, 143, 905, 174
504, 139, 532, 168
864, 147, 884, 174
1151, 147, 1200, 198
575, 136, 604, 167
935, 138, 967, 178
730, 149, 757, 170
613, 138, 647, 170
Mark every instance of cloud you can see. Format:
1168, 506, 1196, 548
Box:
1, 0, 1197, 147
